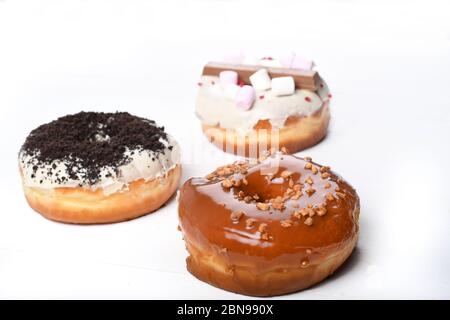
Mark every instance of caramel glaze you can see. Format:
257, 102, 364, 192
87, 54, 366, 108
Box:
178, 154, 359, 294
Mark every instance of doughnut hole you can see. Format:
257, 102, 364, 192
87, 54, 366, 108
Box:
235, 167, 301, 202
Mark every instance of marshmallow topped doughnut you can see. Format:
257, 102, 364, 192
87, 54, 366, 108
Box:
196, 55, 331, 157
178, 152, 359, 296
19, 112, 181, 224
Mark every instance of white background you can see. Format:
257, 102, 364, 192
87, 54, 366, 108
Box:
0, 0, 449, 299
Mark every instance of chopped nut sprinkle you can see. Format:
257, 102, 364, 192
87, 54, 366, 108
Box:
324, 182, 331, 189
230, 211, 244, 222
316, 206, 327, 216
281, 170, 293, 179
306, 249, 312, 255
273, 196, 284, 203
281, 219, 293, 227
305, 162, 312, 170
223, 168, 233, 175
305, 188, 316, 196
261, 233, 270, 241
291, 191, 302, 200
256, 202, 270, 211
258, 223, 268, 233
272, 202, 285, 210
244, 196, 252, 203
208, 162, 249, 180
245, 218, 257, 228
320, 166, 330, 173
306, 208, 315, 217
304, 156, 312, 162
299, 208, 309, 217
304, 217, 313, 226
311, 166, 318, 174
285, 188, 294, 197
242, 178, 248, 185
305, 177, 314, 185
221, 178, 234, 188
293, 184, 302, 191
219, 247, 228, 254
292, 210, 302, 219
321, 172, 331, 179
205, 173, 216, 180
288, 178, 294, 188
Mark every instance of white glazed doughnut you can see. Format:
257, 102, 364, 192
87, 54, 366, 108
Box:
196, 55, 332, 157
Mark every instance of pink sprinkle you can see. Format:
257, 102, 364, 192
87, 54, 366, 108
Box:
328, 93, 333, 98
238, 79, 245, 87
305, 97, 312, 102
259, 95, 265, 100
197, 82, 203, 86
320, 83, 324, 88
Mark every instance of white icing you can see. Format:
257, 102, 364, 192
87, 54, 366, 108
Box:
317, 80, 331, 101
196, 75, 329, 134
19, 135, 181, 196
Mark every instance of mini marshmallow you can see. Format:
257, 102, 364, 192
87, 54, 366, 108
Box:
235, 85, 255, 111
271, 77, 295, 96
291, 56, 314, 71
249, 69, 272, 91
279, 53, 296, 68
223, 84, 240, 101
219, 70, 238, 85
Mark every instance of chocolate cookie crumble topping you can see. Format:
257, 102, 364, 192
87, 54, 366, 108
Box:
20, 112, 171, 185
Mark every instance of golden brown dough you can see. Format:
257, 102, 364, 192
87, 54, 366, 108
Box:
24, 165, 181, 224
202, 103, 330, 158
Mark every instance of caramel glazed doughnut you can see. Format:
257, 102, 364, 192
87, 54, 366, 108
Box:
195, 55, 332, 157
19, 112, 181, 224
178, 152, 359, 296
